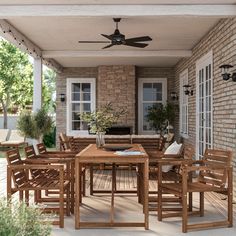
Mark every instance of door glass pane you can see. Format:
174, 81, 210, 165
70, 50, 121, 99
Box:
72, 93, 80, 101
143, 83, 153, 101
82, 83, 91, 92
72, 84, 80, 92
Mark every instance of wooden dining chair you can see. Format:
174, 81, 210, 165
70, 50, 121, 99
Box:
158, 148, 233, 233
6, 149, 70, 228
36, 142, 86, 202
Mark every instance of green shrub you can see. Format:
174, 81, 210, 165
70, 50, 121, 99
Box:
0, 198, 52, 236
17, 108, 54, 142
43, 126, 56, 148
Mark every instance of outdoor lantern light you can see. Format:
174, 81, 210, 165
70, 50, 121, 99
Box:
170, 92, 178, 101
59, 93, 66, 102
219, 64, 236, 82
183, 85, 193, 96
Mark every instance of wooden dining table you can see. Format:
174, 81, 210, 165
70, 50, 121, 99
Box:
75, 143, 149, 229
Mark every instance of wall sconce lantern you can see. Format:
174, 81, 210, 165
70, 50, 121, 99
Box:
170, 92, 178, 101
219, 64, 236, 82
59, 93, 66, 102
183, 85, 193, 96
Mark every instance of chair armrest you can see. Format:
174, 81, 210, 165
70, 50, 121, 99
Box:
38, 153, 76, 158
8, 164, 64, 171
181, 164, 232, 173
24, 158, 71, 165
157, 158, 190, 165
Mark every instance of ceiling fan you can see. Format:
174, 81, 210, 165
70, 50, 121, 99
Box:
78, 18, 152, 49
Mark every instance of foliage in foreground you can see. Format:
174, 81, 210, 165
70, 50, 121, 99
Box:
17, 108, 54, 142
0, 198, 51, 236
81, 102, 126, 133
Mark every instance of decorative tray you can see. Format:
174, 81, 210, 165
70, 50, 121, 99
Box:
102, 144, 133, 151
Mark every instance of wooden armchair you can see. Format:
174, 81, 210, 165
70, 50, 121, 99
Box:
59, 133, 78, 152
6, 149, 70, 228
36, 143, 86, 201
158, 148, 233, 232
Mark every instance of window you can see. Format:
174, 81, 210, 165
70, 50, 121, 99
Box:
67, 78, 96, 135
179, 69, 188, 138
138, 78, 167, 134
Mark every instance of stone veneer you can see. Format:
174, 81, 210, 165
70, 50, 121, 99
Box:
174, 18, 236, 198
97, 65, 136, 133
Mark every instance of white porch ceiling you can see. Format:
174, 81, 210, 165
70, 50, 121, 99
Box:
0, 0, 235, 4
6, 16, 219, 67
0, 0, 233, 68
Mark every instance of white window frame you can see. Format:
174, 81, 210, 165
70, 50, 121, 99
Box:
179, 69, 189, 138
138, 78, 167, 134
66, 78, 96, 136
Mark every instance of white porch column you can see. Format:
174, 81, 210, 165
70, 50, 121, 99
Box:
33, 58, 42, 112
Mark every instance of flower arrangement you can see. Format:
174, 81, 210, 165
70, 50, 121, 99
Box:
81, 102, 126, 134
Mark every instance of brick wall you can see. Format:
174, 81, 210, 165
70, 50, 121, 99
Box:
175, 18, 236, 197
97, 65, 136, 133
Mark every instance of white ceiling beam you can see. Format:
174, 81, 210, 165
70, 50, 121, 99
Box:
0, 5, 235, 17
42, 50, 192, 58
0, 19, 63, 73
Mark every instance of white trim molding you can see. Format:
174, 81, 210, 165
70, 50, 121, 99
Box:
0, 5, 235, 17
42, 50, 192, 58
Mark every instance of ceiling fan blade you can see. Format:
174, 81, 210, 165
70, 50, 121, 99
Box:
124, 42, 148, 48
78, 40, 110, 43
125, 36, 152, 43
102, 44, 114, 49
101, 34, 113, 40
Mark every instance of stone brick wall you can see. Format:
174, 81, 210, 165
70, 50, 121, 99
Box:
97, 65, 136, 133
174, 18, 236, 197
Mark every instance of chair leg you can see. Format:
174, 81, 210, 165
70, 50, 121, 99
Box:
90, 165, 94, 195
59, 189, 64, 228
82, 168, 86, 197
25, 190, 29, 206
19, 190, 24, 201
158, 185, 162, 221
182, 192, 188, 233
200, 192, 204, 217
66, 186, 70, 216
188, 192, 192, 212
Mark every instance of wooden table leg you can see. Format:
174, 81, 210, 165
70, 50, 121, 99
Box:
75, 159, 81, 229
143, 160, 149, 230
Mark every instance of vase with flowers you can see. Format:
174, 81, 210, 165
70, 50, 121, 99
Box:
81, 103, 126, 148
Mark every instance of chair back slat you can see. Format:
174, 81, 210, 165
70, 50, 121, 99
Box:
6, 149, 28, 187
199, 149, 232, 188
183, 145, 195, 160
24, 145, 37, 159
37, 143, 47, 154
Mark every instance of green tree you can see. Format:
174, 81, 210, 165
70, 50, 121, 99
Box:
42, 68, 56, 113
0, 39, 33, 128
0, 39, 56, 128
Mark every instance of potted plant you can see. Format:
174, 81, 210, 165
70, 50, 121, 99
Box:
81, 103, 125, 148
17, 108, 54, 143
0, 198, 52, 236
146, 102, 175, 136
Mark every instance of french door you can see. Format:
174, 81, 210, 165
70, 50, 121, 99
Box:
138, 78, 167, 134
196, 51, 213, 159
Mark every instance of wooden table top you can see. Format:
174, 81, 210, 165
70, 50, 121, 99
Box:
76, 144, 148, 164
